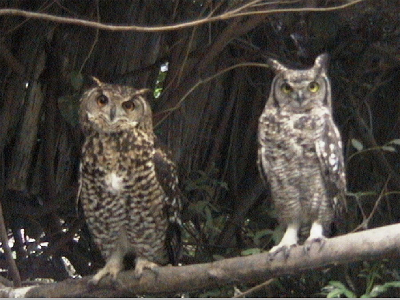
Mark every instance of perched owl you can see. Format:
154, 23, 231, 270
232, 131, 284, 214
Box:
78, 78, 182, 285
258, 54, 346, 257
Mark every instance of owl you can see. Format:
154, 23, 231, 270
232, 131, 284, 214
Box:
78, 78, 182, 285
258, 53, 346, 257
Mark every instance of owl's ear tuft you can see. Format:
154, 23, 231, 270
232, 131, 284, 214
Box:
134, 88, 154, 101
135, 88, 152, 96
314, 53, 329, 74
91, 76, 105, 87
267, 57, 287, 73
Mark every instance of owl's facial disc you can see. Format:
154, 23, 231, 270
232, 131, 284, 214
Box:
294, 90, 305, 106
89, 93, 143, 132
107, 100, 140, 127
108, 104, 136, 124
278, 76, 323, 110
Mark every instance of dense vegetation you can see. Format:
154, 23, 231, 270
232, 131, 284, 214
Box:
0, 0, 399, 297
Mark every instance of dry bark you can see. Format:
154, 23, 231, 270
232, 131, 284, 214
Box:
0, 223, 398, 298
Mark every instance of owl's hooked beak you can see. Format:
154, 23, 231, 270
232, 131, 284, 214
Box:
294, 90, 305, 106
108, 105, 132, 125
109, 106, 117, 121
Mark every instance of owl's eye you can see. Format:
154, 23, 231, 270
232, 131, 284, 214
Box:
96, 95, 109, 107
308, 81, 320, 93
281, 83, 292, 94
122, 100, 136, 111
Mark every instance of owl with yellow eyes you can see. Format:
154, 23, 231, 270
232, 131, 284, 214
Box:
258, 54, 346, 257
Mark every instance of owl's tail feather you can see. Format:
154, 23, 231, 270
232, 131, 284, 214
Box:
166, 222, 182, 266
298, 223, 311, 244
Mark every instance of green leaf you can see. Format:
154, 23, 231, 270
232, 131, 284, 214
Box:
343, 289, 357, 298
327, 290, 343, 298
205, 206, 213, 224
271, 225, 285, 244
253, 228, 274, 245
351, 139, 364, 151
326, 281, 356, 298
70, 71, 84, 91
388, 139, 400, 145
328, 281, 348, 289
385, 281, 400, 288
254, 228, 274, 239
212, 255, 225, 261
218, 181, 229, 190
381, 145, 396, 152
57, 95, 80, 126
366, 281, 400, 297
187, 200, 209, 214
154, 88, 162, 98
241, 248, 261, 256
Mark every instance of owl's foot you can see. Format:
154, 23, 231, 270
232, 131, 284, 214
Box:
303, 222, 326, 253
304, 236, 326, 253
88, 258, 123, 287
133, 257, 160, 279
268, 222, 299, 260
268, 243, 297, 260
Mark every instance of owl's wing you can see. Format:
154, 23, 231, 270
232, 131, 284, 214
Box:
153, 144, 182, 265
257, 146, 270, 186
315, 115, 347, 215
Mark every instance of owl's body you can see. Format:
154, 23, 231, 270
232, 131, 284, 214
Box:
79, 81, 181, 284
258, 54, 346, 256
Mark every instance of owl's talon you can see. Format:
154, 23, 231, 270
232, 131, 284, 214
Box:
268, 222, 299, 260
110, 278, 124, 290
133, 258, 160, 279
87, 278, 98, 289
303, 236, 326, 254
87, 276, 123, 291
268, 243, 297, 260
304, 222, 326, 253
282, 245, 292, 259
88, 275, 103, 287
88, 257, 124, 288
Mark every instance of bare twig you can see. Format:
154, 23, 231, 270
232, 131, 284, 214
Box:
43, 218, 85, 257
0, 202, 21, 287
155, 62, 271, 127
217, 179, 266, 247
0, 1, 366, 32
0, 40, 25, 76
78, 0, 99, 73
353, 176, 390, 232
349, 102, 400, 190
233, 278, 275, 298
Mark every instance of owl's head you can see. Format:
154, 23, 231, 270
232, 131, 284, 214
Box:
267, 53, 331, 112
79, 79, 153, 134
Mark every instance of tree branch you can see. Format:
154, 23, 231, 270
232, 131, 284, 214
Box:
0, 1, 366, 32
350, 103, 400, 190
1, 223, 399, 297
0, 202, 21, 287
0, 40, 25, 76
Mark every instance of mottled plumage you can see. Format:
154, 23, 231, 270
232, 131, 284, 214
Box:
78, 79, 181, 284
258, 54, 346, 256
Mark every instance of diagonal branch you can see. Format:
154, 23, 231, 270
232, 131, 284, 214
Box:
2, 223, 399, 297
0, 40, 25, 76
0, 202, 21, 287
350, 105, 400, 190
